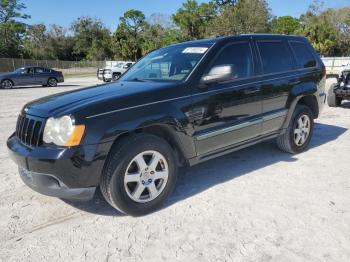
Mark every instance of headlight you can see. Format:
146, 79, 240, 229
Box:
43, 115, 85, 146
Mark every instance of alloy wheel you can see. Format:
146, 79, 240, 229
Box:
124, 150, 169, 203
294, 114, 311, 146
48, 78, 57, 87
1, 80, 13, 89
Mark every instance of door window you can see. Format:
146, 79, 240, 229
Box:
27, 68, 35, 74
208, 42, 254, 79
289, 41, 316, 68
35, 67, 44, 74
257, 41, 294, 74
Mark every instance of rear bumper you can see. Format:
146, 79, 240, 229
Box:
7, 134, 113, 200
57, 76, 64, 83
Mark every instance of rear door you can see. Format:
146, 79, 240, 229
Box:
34, 67, 49, 85
191, 40, 263, 155
254, 38, 297, 135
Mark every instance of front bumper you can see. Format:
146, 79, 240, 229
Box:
19, 167, 96, 200
7, 134, 113, 200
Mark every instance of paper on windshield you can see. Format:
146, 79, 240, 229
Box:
182, 47, 208, 54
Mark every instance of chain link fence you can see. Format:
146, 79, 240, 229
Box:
321, 57, 350, 74
0, 58, 106, 74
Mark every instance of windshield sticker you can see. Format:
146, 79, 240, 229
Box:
182, 47, 208, 54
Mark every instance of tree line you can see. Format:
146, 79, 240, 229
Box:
0, 0, 349, 61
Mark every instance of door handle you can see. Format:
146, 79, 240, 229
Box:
289, 80, 301, 85
244, 87, 260, 95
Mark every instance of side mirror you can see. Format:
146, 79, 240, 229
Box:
200, 64, 236, 85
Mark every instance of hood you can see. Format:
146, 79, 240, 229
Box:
23, 81, 177, 118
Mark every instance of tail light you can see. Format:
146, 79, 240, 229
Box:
320, 69, 326, 78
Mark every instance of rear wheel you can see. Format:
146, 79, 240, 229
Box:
47, 78, 58, 87
1, 79, 13, 89
100, 134, 177, 216
327, 83, 342, 107
277, 105, 314, 154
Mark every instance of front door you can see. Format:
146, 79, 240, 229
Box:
17, 67, 35, 86
191, 40, 263, 156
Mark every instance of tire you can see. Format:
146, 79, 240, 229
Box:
1, 79, 13, 89
327, 83, 342, 107
47, 78, 58, 87
277, 105, 314, 154
100, 134, 177, 216
112, 73, 121, 81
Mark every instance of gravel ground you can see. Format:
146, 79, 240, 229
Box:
0, 77, 349, 262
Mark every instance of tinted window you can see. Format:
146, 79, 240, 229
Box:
257, 41, 294, 74
35, 67, 44, 73
209, 42, 253, 79
290, 41, 316, 68
27, 68, 34, 74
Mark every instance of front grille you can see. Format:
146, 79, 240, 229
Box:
16, 114, 44, 147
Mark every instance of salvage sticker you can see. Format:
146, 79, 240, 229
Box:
182, 47, 208, 54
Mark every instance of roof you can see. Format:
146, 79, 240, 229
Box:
167, 34, 306, 48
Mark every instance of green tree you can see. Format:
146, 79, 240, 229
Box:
71, 17, 112, 60
23, 24, 53, 59
207, 0, 271, 37
113, 10, 146, 60
46, 25, 75, 60
215, 0, 237, 6
298, 3, 350, 56
0, 0, 29, 57
172, 0, 217, 40
270, 16, 301, 35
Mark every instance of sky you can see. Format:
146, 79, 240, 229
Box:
24, 0, 350, 31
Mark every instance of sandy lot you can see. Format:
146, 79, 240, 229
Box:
0, 77, 349, 262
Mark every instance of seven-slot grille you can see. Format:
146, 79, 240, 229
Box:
16, 114, 44, 147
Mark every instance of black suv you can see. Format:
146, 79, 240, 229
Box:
7, 35, 326, 216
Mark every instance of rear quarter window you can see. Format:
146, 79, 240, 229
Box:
257, 40, 294, 75
289, 41, 317, 68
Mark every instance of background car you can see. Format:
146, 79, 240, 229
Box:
327, 67, 350, 107
0, 66, 64, 89
97, 61, 134, 82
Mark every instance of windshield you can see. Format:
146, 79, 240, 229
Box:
114, 63, 124, 68
15, 68, 25, 73
121, 43, 212, 82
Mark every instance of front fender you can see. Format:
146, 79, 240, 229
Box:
80, 100, 196, 159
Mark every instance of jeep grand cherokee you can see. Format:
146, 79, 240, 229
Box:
7, 34, 326, 216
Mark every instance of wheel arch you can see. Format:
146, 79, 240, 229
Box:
105, 124, 193, 167
281, 94, 319, 132
1, 78, 14, 86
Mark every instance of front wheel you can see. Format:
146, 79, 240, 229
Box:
100, 134, 177, 216
277, 105, 314, 154
1, 79, 13, 89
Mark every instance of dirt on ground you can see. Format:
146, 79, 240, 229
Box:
0, 77, 349, 261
